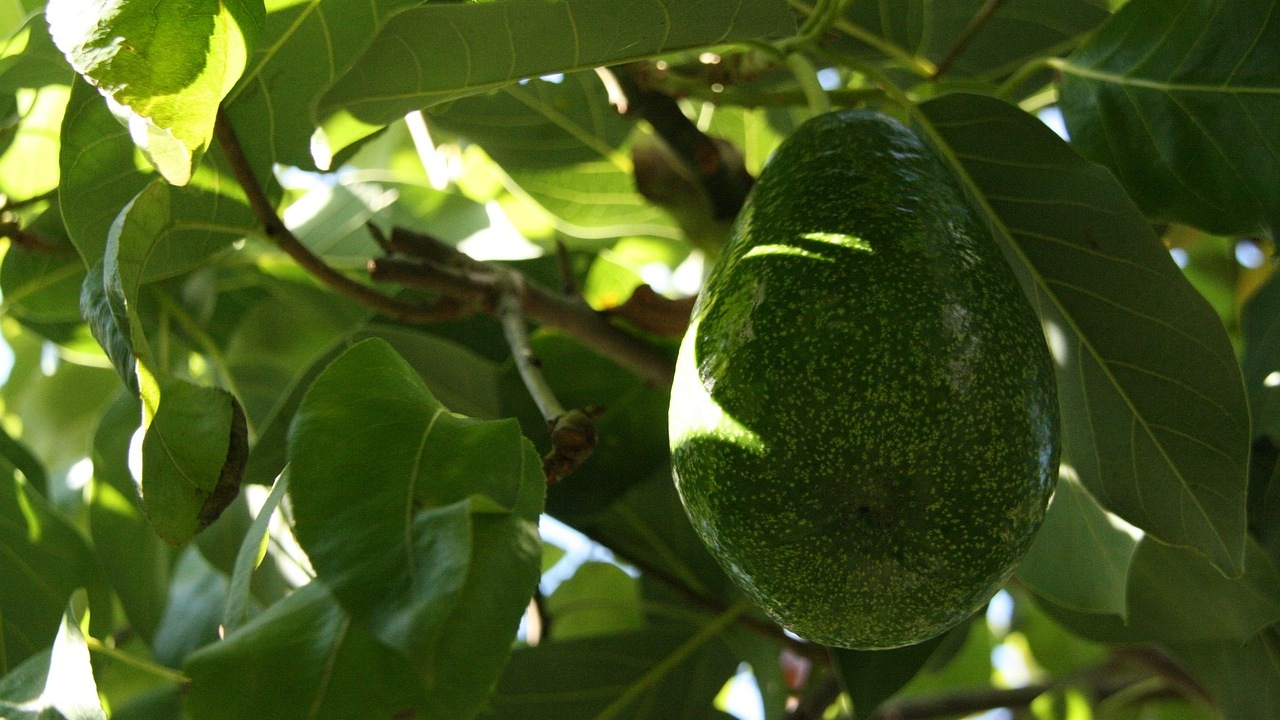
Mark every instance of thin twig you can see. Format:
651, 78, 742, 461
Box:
0, 189, 56, 213
930, 0, 1011, 79
554, 239, 578, 296
213, 110, 451, 324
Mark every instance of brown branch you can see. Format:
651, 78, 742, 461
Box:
369, 240, 676, 388
213, 110, 453, 324
611, 63, 754, 222
930, 0, 1011, 79
0, 220, 74, 257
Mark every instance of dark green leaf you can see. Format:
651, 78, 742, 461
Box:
0, 467, 110, 673
184, 582, 428, 720
0, 422, 47, 497
1058, 0, 1280, 239
920, 92, 1250, 575
1170, 627, 1280, 720
58, 78, 255, 272
833, 631, 950, 719
0, 601, 106, 720
318, 0, 796, 124
79, 261, 136, 392
139, 378, 246, 546
151, 547, 229, 668
482, 611, 744, 720
0, 14, 74, 93
288, 338, 544, 718
1244, 270, 1280, 442
46, 0, 264, 184
88, 393, 171, 643
1016, 471, 1139, 616
836, 0, 1109, 80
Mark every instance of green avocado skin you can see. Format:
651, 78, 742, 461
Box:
668, 110, 1059, 650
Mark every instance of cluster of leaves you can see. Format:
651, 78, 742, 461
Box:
0, 0, 1278, 718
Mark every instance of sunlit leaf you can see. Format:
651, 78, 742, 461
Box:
288, 338, 544, 718
546, 561, 644, 641
920, 92, 1250, 576
0, 600, 106, 720
1058, 0, 1280, 239
46, 0, 264, 184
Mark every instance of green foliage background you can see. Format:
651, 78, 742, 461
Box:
0, 0, 1277, 718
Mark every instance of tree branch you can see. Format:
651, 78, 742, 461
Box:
930, 0, 1011, 79
213, 110, 453, 324
369, 231, 676, 388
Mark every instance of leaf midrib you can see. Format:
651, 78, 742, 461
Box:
1055, 59, 1280, 96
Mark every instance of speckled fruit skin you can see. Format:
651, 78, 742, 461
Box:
668, 110, 1060, 650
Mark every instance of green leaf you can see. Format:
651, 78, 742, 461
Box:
184, 582, 429, 720
1038, 536, 1280, 645
428, 74, 680, 243
1057, 0, 1280, 239
0, 204, 85, 326
832, 632, 950, 719
88, 393, 171, 643
482, 611, 745, 720
139, 377, 247, 545
80, 261, 136, 392
0, 423, 47, 497
1016, 471, 1139, 616
221, 470, 287, 634
919, 92, 1250, 576
546, 561, 644, 641
151, 547, 229, 667
0, 468, 110, 673
0, 82, 66, 199
287, 337, 545, 718
46, 0, 264, 185
1243, 270, 1280, 442
1170, 627, 1280, 720
317, 0, 796, 126
59, 78, 256, 272
220, 0, 425, 173
836, 0, 1110, 80
0, 601, 106, 720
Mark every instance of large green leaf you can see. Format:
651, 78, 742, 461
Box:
0, 467, 109, 673
1015, 470, 1139, 616
919, 93, 1250, 576
287, 338, 545, 718
834, 0, 1110, 79
1039, 536, 1280, 645
220, 0, 425, 173
185, 582, 431, 720
58, 78, 256, 272
317, 0, 796, 126
46, 0, 263, 184
428, 73, 680, 243
481, 611, 744, 720
1171, 627, 1280, 720
1057, 0, 1280, 239
0, 601, 106, 720
833, 631, 950, 719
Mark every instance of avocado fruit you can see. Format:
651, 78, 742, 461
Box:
668, 110, 1059, 649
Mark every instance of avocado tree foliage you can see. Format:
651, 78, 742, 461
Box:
0, 0, 1276, 717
